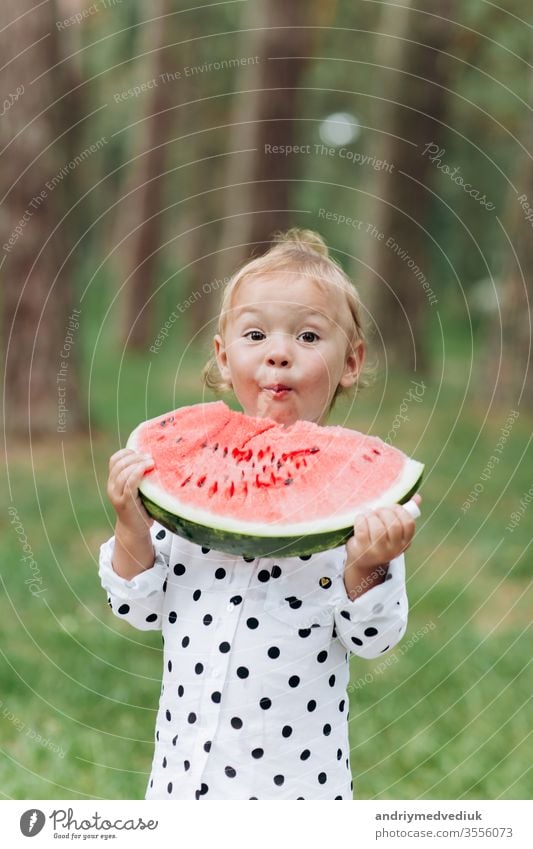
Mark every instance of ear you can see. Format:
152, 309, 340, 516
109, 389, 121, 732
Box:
339, 340, 365, 388
213, 334, 232, 383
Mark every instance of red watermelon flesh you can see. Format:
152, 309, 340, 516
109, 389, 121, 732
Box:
127, 402, 423, 556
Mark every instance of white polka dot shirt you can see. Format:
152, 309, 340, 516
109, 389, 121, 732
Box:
99, 522, 408, 800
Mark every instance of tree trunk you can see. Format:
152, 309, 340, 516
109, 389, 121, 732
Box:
481, 77, 533, 409
214, 0, 314, 284
120, 0, 176, 351
361, 0, 455, 373
171, 23, 222, 343
0, 0, 85, 438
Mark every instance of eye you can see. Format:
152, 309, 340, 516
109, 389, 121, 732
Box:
244, 330, 265, 341
298, 331, 320, 343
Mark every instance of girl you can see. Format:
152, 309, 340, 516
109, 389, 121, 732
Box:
99, 229, 421, 800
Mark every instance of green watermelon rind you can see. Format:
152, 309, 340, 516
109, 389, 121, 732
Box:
138, 465, 424, 559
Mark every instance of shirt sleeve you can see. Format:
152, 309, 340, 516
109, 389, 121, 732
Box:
332, 554, 408, 659
98, 522, 171, 631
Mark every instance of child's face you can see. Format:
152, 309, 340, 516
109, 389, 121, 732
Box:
214, 274, 364, 426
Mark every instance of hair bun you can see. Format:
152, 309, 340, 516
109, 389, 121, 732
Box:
271, 227, 330, 258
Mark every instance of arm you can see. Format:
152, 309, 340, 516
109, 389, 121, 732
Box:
106, 447, 157, 578
99, 521, 171, 631
333, 553, 408, 658
335, 496, 420, 658
99, 447, 169, 631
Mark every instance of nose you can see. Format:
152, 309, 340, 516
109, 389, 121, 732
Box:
268, 354, 289, 366
266, 333, 291, 367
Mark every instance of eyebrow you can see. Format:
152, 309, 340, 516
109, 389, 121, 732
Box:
234, 308, 332, 324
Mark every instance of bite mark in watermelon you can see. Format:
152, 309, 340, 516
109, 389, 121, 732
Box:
127, 401, 424, 558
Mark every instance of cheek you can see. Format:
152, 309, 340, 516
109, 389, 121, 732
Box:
228, 347, 256, 380
304, 352, 338, 382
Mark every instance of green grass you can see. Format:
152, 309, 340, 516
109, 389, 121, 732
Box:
1, 342, 531, 799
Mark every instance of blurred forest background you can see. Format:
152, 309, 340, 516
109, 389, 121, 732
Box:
0, 0, 531, 800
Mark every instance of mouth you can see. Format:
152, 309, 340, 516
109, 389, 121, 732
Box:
264, 384, 292, 397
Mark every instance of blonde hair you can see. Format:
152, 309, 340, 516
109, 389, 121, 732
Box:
202, 228, 369, 410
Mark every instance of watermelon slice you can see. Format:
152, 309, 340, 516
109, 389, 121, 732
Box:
127, 401, 423, 558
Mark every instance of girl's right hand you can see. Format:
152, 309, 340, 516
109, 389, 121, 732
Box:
107, 448, 155, 538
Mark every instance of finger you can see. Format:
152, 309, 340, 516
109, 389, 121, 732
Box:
374, 507, 406, 548
364, 511, 390, 548
114, 458, 154, 497
364, 505, 414, 556
109, 448, 138, 469
391, 503, 416, 539
353, 510, 374, 543
110, 452, 154, 483
109, 449, 153, 472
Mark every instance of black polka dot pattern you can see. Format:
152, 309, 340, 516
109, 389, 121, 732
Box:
101, 530, 408, 800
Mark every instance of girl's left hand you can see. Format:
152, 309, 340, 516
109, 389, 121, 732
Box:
343, 494, 421, 598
